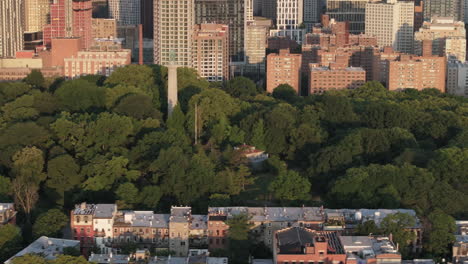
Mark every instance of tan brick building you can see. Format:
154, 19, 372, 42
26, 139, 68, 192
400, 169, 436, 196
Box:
388, 54, 446, 92
309, 64, 366, 94
266, 49, 302, 94
92, 19, 117, 39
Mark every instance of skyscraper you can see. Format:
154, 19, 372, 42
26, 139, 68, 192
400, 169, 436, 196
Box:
108, 0, 141, 25
154, 0, 195, 66
270, 0, 305, 43
24, 0, 51, 33
140, 0, 153, 38
423, 0, 463, 21
326, 0, 370, 34
195, 0, 249, 62
365, 0, 414, 53
304, 0, 323, 30
0, 0, 24, 57
73, 0, 93, 50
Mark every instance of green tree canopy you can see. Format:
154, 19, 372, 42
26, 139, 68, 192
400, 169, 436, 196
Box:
224, 77, 258, 98
32, 209, 69, 238
54, 80, 105, 112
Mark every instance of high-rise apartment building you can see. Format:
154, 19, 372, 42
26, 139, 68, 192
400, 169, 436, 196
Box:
365, 0, 414, 53
108, 0, 141, 26
192, 24, 230, 82
24, 0, 51, 33
423, 0, 463, 21
414, 17, 466, 61
43, 0, 74, 47
154, 0, 195, 66
270, 0, 305, 43
388, 54, 446, 92
0, 0, 24, 58
195, 0, 249, 62
266, 49, 302, 94
447, 61, 468, 97
73, 0, 93, 50
326, 0, 371, 34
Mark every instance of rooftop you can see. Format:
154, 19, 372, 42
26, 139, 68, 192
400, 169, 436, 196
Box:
5, 236, 80, 264
276, 227, 345, 255
94, 204, 117, 218
73, 202, 96, 215
170, 207, 192, 223
88, 253, 129, 264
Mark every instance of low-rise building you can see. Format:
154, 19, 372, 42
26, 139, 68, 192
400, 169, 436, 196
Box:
234, 145, 269, 166
453, 221, 468, 264
0, 203, 16, 225
4, 236, 80, 264
71, 203, 96, 255
340, 236, 401, 264
63, 49, 131, 78
273, 227, 346, 264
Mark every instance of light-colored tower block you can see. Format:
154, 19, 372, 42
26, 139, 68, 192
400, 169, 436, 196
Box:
167, 65, 178, 116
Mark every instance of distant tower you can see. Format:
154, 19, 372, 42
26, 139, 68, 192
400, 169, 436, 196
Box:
167, 50, 178, 116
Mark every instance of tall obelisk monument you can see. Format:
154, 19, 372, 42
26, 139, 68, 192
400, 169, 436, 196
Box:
167, 50, 178, 116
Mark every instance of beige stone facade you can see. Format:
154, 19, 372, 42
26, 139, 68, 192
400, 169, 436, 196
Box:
92, 19, 118, 39
154, 0, 195, 66
414, 17, 466, 61
365, 0, 414, 53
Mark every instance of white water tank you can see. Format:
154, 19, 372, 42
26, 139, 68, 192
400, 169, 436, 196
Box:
355, 211, 362, 221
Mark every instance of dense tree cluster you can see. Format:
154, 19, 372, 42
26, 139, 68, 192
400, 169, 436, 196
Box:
0, 66, 467, 261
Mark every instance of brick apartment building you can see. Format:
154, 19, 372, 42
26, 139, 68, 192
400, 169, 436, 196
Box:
309, 64, 366, 94
388, 54, 446, 92
69, 205, 423, 257
266, 49, 302, 94
71, 203, 96, 255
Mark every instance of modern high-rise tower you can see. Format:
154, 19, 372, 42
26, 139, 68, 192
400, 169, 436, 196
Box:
365, 0, 414, 53
154, 0, 195, 66
326, 0, 370, 34
423, 0, 463, 21
108, 0, 141, 25
270, 0, 304, 43
0, 0, 24, 57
